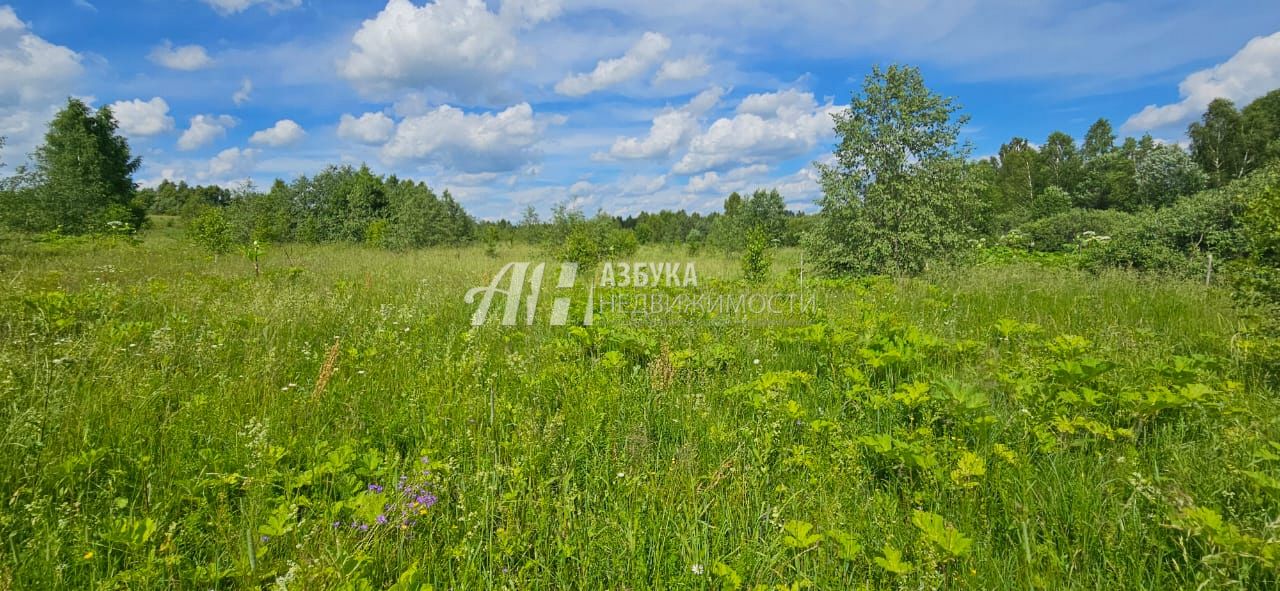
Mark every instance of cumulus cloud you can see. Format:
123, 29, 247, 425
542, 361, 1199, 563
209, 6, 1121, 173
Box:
686, 164, 770, 193
655, 55, 710, 84
555, 32, 670, 97
341, 0, 553, 100
232, 78, 253, 106
178, 114, 237, 151
0, 6, 83, 105
202, 0, 301, 15
1123, 31, 1280, 133
109, 97, 174, 137
0, 5, 84, 166
673, 89, 840, 175
381, 102, 547, 173
338, 112, 395, 145
249, 119, 306, 147
148, 40, 214, 71
607, 111, 698, 160
202, 147, 258, 181
604, 86, 723, 160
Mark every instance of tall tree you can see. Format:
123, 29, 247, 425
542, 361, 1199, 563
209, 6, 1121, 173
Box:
1135, 144, 1206, 209
742, 188, 787, 240
812, 65, 981, 275
1243, 89, 1280, 170
29, 98, 143, 233
1082, 118, 1116, 161
1189, 98, 1251, 187
1038, 131, 1083, 194
996, 137, 1039, 211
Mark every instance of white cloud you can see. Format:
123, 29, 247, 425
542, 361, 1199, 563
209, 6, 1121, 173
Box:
202, 0, 302, 15
607, 110, 697, 160
604, 86, 723, 160
686, 164, 770, 193
109, 97, 174, 137
178, 114, 237, 151
674, 89, 840, 174
736, 88, 816, 116
498, 0, 562, 26
73, 0, 97, 12
1123, 31, 1280, 133
232, 78, 253, 106
655, 55, 710, 84
148, 41, 214, 71
0, 6, 83, 105
341, 0, 552, 100
381, 102, 547, 173
338, 112, 395, 145
249, 119, 306, 147
555, 32, 670, 97
0, 5, 84, 166
202, 147, 258, 181
615, 173, 668, 196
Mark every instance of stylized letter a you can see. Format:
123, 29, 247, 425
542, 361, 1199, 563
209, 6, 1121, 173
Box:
465, 263, 531, 326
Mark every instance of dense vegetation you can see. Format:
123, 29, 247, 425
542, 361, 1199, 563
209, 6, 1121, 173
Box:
1, 66, 1280, 588
1, 236, 1278, 589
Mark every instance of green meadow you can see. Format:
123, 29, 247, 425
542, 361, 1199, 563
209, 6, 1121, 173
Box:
2, 227, 1277, 589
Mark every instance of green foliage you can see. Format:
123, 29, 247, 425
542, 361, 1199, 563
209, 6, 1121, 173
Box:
0, 237, 1275, 589
551, 207, 638, 267
240, 240, 267, 277
741, 226, 772, 283
1229, 164, 1280, 363
709, 189, 792, 251
8, 99, 144, 234
873, 544, 914, 575
1135, 143, 1207, 208
1016, 208, 1135, 252
187, 206, 234, 254
911, 510, 973, 558
1082, 118, 1117, 161
813, 65, 980, 275
140, 180, 232, 217
1191, 98, 1252, 187
781, 520, 822, 548
226, 180, 294, 243
167, 166, 474, 250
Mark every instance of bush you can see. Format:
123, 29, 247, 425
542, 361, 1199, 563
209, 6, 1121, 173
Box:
557, 224, 638, 268
1229, 165, 1280, 364
187, 207, 234, 254
1016, 208, 1136, 252
365, 219, 390, 248
741, 226, 772, 282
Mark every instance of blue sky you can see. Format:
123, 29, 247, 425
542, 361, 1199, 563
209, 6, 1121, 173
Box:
2, 0, 1279, 219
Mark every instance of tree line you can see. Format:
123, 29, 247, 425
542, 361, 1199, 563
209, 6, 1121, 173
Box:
2, 77, 1279, 290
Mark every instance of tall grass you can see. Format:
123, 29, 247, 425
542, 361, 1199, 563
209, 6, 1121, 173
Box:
0, 230, 1275, 589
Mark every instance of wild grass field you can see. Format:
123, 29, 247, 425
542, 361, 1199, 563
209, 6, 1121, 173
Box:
1, 227, 1278, 590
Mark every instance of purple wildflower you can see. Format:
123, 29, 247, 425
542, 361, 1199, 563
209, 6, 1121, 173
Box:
368, 483, 384, 493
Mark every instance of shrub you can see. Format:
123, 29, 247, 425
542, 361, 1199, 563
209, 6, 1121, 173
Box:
558, 226, 638, 268
365, 219, 390, 248
1229, 164, 1280, 364
1081, 172, 1252, 277
187, 207, 234, 254
1016, 208, 1136, 252
741, 226, 772, 283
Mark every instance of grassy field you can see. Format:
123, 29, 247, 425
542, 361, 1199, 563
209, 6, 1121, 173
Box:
1, 228, 1278, 589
